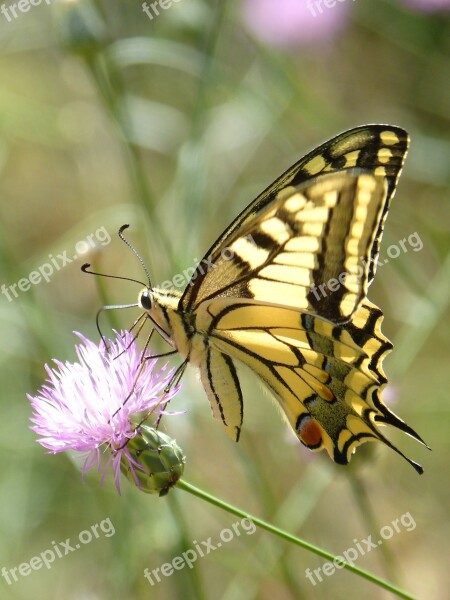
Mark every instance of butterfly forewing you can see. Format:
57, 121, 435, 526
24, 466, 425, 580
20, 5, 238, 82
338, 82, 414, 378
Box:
181, 125, 409, 313
181, 172, 388, 323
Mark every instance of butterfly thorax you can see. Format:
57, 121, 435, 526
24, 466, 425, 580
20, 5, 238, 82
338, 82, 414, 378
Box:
139, 287, 197, 359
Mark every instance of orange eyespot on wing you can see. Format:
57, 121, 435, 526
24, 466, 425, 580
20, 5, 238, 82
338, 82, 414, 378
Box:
297, 416, 323, 450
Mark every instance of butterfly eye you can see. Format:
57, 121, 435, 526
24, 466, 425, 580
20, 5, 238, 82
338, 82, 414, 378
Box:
139, 289, 152, 311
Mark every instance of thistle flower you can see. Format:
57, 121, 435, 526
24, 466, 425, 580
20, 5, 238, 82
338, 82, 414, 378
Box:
28, 331, 183, 494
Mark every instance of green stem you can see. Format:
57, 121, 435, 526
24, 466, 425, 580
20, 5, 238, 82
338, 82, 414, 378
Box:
238, 434, 307, 597
347, 471, 399, 584
167, 492, 207, 600
176, 479, 419, 600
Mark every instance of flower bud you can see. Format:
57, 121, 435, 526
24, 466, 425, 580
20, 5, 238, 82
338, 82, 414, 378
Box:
121, 425, 185, 496
55, 0, 107, 58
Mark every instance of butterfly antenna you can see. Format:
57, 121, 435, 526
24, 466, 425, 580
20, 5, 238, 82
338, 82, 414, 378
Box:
81, 263, 147, 288
118, 224, 152, 289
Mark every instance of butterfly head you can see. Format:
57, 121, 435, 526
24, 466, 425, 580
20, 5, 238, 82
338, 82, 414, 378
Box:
138, 286, 182, 313
138, 288, 153, 311
138, 286, 184, 345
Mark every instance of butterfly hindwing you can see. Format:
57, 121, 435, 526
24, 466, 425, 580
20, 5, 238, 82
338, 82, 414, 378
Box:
200, 346, 243, 442
196, 295, 424, 472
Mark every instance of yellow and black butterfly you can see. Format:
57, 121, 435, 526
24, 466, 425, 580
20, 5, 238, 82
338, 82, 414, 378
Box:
135, 125, 427, 473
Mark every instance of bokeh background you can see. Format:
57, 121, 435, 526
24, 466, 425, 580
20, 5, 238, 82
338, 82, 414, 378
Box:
1, 1, 449, 599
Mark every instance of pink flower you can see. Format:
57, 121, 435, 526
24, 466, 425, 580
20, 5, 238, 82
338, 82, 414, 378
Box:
28, 331, 180, 493
241, 0, 352, 48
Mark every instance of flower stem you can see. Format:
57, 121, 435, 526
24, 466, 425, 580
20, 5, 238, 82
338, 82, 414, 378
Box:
167, 491, 207, 600
176, 479, 418, 600
347, 470, 399, 584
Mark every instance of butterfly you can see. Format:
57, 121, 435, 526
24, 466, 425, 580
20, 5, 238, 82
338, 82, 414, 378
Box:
135, 125, 427, 473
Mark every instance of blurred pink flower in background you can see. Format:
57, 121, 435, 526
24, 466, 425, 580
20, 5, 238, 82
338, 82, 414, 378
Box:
381, 383, 399, 407
241, 0, 352, 48
399, 0, 450, 12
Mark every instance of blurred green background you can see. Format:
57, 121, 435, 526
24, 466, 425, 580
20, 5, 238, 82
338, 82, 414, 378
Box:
0, 1, 449, 598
